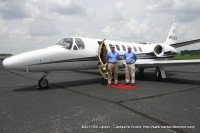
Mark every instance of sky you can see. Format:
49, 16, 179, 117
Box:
0, 0, 200, 55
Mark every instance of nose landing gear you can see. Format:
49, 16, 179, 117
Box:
38, 72, 49, 89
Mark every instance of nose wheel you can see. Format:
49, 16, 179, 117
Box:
38, 73, 49, 89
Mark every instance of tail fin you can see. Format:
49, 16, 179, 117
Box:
165, 23, 177, 45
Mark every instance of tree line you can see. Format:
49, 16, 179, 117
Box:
180, 49, 200, 55
0, 54, 12, 59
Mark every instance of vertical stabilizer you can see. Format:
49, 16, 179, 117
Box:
165, 23, 177, 45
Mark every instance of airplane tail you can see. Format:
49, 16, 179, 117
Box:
165, 23, 177, 45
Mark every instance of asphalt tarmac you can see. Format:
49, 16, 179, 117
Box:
0, 59, 200, 133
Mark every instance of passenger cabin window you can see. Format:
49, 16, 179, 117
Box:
139, 46, 142, 52
109, 44, 114, 50
116, 45, 120, 51
56, 38, 73, 50
75, 38, 85, 50
122, 45, 126, 51
133, 46, 137, 52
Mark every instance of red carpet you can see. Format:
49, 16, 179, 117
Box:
105, 84, 138, 90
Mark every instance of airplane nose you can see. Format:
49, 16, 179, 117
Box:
2, 58, 11, 69
2, 57, 19, 69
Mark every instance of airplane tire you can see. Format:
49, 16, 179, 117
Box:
156, 71, 162, 81
137, 68, 144, 74
38, 78, 49, 89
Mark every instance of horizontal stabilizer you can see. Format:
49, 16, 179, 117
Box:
171, 39, 200, 48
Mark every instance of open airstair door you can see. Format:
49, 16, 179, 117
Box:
98, 39, 108, 79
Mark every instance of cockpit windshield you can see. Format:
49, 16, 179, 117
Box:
55, 38, 73, 50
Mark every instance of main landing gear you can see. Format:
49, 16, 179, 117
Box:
154, 67, 166, 81
38, 72, 49, 89
137, 67, 166, 81
137, 68, 144, 74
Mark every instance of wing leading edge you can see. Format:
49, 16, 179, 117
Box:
136, 59, 200, 68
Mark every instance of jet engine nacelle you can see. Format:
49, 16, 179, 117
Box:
153, 44, 178, 58
154, 44, 164, 57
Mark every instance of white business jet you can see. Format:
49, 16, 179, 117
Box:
3, 23, 200, 89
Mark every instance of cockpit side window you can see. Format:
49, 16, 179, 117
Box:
75, 38, 85, 50
56, 38, 73, 50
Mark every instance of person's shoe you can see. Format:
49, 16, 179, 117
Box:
114, 83, 118, 85
125, 83, 130, 85
131, 83, 135, 86
108, 83, 111, 86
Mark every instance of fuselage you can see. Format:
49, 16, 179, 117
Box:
3, 37, 178, 72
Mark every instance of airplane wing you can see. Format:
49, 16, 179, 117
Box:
135, 59, 200, 68
170, 39, 200, 48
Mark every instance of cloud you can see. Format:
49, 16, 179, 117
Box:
1, 0, 200, 54
111, 10, 124, 22
49, 0, 86, 16
101, 26, 115, 35
28, 18, 58, 37
115, 0, 124, 9
24, 0, 88, 37
0, 0, 30, 20
146, 0, 200, 22
120, 18, 154, 41
0, 19, 28, 38
110, 0, 125, 22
